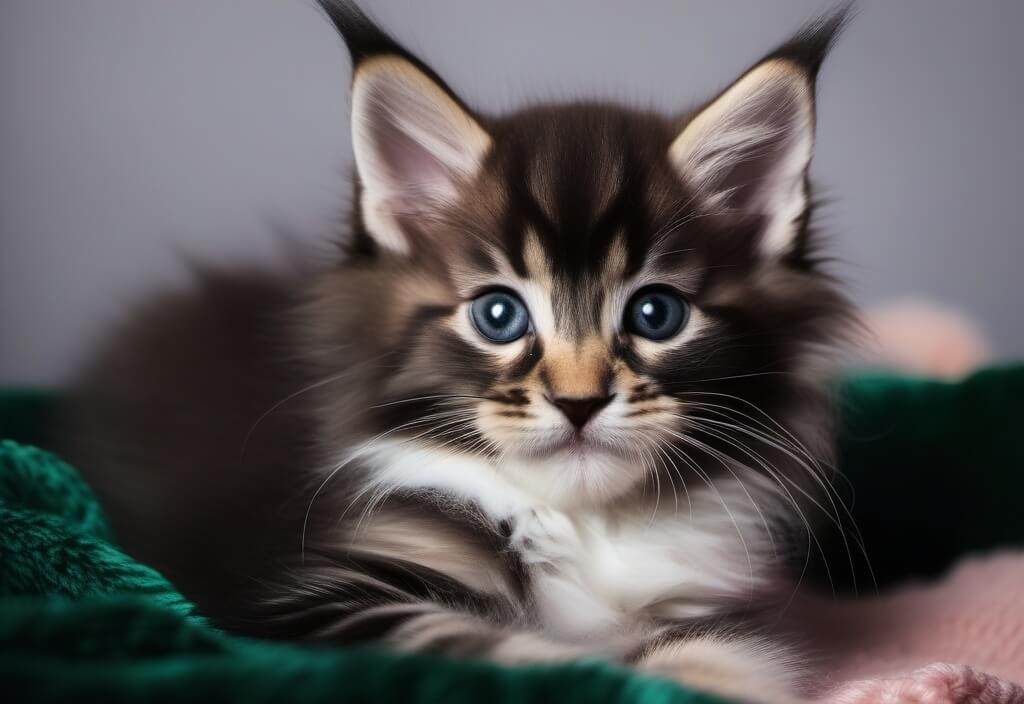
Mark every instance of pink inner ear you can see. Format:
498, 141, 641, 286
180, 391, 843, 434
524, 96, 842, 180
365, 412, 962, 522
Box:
713, 105, 805, 214
368, 111, 454, 240
369, 107, 454, 205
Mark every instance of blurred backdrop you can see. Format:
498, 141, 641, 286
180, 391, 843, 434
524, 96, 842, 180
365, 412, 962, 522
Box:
1, 0, 1021, 384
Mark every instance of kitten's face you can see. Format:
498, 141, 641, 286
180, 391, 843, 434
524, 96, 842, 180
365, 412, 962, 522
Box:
308, 9, 850, 509
429, 110, 710, 504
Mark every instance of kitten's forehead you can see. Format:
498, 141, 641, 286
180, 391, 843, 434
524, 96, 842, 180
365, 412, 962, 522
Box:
431, 106, 706, 342
491, 104, 685, 282
522, 117, 626, 238
516, 229, 626, 339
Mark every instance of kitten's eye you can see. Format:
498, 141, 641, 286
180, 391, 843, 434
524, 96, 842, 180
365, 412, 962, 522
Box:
624, 287, 689, 341
470, 290, 530, 343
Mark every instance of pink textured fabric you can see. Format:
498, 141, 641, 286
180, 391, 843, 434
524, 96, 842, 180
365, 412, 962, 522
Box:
827, 663, 1024, 704
792, 552, 1024, 703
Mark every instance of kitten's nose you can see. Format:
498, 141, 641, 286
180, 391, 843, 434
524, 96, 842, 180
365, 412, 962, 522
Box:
552, 395, 614, 430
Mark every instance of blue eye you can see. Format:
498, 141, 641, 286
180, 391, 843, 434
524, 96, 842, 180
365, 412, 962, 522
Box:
470, 290, 530, 343
624, 287, 688, 341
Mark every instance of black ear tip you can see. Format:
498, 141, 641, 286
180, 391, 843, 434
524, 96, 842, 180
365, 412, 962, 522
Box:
315, 1, 480, 129
315, 0, 405, 64
768, 1, 855, 77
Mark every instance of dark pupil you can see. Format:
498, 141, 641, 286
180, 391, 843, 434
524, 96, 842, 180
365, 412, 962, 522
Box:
487, 299, 513, 328
639, 296, 668, 330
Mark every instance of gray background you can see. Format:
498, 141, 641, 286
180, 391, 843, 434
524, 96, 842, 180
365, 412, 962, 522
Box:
1, 0, 1021, 385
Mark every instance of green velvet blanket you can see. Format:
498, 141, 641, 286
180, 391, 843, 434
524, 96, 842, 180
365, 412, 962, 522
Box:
2, 366, 1023, 702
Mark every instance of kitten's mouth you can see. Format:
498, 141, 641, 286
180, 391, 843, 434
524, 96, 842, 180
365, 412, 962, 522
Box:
522, 429, 618, 460
563, 432, 597, 455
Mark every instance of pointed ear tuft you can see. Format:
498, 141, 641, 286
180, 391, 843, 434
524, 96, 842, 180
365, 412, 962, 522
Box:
763, 2, 853, 80
316, 0, 401, 64
316, 0, 463, 97
669, 5, 851, 257
316, 1, 491, 253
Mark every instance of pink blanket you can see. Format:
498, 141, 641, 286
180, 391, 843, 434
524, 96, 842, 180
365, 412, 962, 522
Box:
793, 552, 1024, 703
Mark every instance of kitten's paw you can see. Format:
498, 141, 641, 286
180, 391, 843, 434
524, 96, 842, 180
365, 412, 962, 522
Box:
637, 634, 805, 704
509, 507, 583, 565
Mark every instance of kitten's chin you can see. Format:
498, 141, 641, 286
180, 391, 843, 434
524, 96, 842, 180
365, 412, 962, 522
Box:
502, 443, 646, 510
519, 432, 612, 461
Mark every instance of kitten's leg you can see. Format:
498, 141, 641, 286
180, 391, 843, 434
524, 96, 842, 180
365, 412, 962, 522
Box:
321, 601, 591, 663
270, 592, 803, 702
634, 633, 806, 704
265, 595, 602, 663
255, 559, 599, 664
288, 600, 805, 702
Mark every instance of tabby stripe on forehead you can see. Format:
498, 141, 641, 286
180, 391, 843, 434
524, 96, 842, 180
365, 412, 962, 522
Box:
609, 163, 655, 277
583, 178, 638, 273
553, 277, 607, 340
505, 156, 559, 278
465, 240, 500, 274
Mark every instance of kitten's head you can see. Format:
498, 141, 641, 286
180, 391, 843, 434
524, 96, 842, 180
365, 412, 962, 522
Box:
307, 1, 853, 510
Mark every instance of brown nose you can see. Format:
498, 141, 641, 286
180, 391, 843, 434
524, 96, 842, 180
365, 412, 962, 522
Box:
552, 395, 614, 429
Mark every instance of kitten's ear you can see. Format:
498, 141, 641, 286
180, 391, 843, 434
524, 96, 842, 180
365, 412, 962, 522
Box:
668, 8, 849, 257
317, 1, 491, 254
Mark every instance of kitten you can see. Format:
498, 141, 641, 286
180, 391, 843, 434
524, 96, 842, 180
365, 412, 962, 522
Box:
63, 2, 856, 702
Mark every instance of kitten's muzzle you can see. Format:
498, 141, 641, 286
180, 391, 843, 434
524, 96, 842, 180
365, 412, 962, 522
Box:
550, 394, 614, 430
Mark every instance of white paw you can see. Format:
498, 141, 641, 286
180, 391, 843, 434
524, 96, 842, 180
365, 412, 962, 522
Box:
509, 507, 583, 566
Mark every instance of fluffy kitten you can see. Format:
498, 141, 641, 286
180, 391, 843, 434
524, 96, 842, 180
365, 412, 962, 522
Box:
63, 2, 856, 702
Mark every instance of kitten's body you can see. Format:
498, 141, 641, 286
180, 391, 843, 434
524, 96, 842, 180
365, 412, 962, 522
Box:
63, 3, 855, 702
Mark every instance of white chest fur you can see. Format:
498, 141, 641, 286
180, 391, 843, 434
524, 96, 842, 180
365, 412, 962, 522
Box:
511, 483, 772, 641
359, 441, 776, 641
